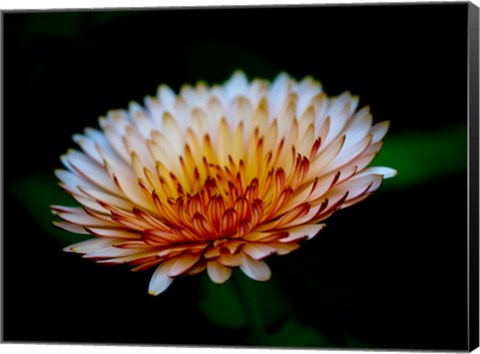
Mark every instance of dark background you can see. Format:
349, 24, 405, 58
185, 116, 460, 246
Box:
3, 3, 470, 350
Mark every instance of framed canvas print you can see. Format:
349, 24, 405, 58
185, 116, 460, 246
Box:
2, 1, 479, 352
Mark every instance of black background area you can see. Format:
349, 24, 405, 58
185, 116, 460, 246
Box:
3, 3, 469, 350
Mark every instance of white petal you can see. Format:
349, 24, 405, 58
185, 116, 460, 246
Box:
188, 107, 208, 140
307, 134, 345, 180
71, 195, 111, 214
308, 171, 341, 201
54, 169, 97, 195
295, 77, 323, 116
278, 203, 327, 228
72, 134, 104, 165
371, 120, 390, 143
205, 98, 225, 139
167, 253, 203, 277
104, 161, 156, 214
173, 96, 191, 131
276, 181, 315, 214
242, 243, 276, 260
313, 94, 330, 136
328, 91, 353, 118
84, 127, 115, 154
96, 250, 159, 265
53, 221, 89, 234
225, 70, 249, 100
103, 125, 131, 163
279, 223, 326, 243
122, 127, 156, 172
157, 84, 177, 113
54, 208, 116, 227
131, 109, 156, 139
269, 242, 300, 255
227, 96, 253, 131
179, 85, 198, 108
64, 238, 113, 253
362, 166, 397, 179
216, 118, 233, 165
323, 95, 354, 147
144, 96, 164, 127
268, 73, 291, 118
326, 135, 372, 173
247, 79, 268, 108
207, 261, 232, 284
78, 186, 134, 211
239, 254, 271, 281
86, 227, 141, 239
327, 173, 383, 201
340, 151, 377, 175
73, 127, 118, 165
62, 150, 121, 196
103, 110, 131, 133
83, 246, 139, 259
148, 133, 181, 172
341, 110, 373, 152
162, 112, 184, 155
149, 263, 175, 296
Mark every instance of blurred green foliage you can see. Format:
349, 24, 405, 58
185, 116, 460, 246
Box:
10, 173, 91, 246
198, 273, 248, 329
198, 269, 290, 329
198, 270, 330, 346
263, 318, 330, 347
376, 123, 467, 190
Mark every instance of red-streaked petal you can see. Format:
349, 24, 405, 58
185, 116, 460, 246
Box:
243, 231, 287, 243
62, 150, 121, 196
142, 229, 183, 245
327, 173, 383, 201
54, 208, 116, 227
78, 186, 134, 211
167, 253, 203, 277
86, 227, 141, 239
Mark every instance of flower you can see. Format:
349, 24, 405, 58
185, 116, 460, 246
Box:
52, 71, 396, 295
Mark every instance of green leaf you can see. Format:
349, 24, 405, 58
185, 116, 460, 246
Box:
375, 123, 467, 190
10, 173, 91, 246
197, 270, 291, 331
197, 274, 248, 329
264, 318, 330, 347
